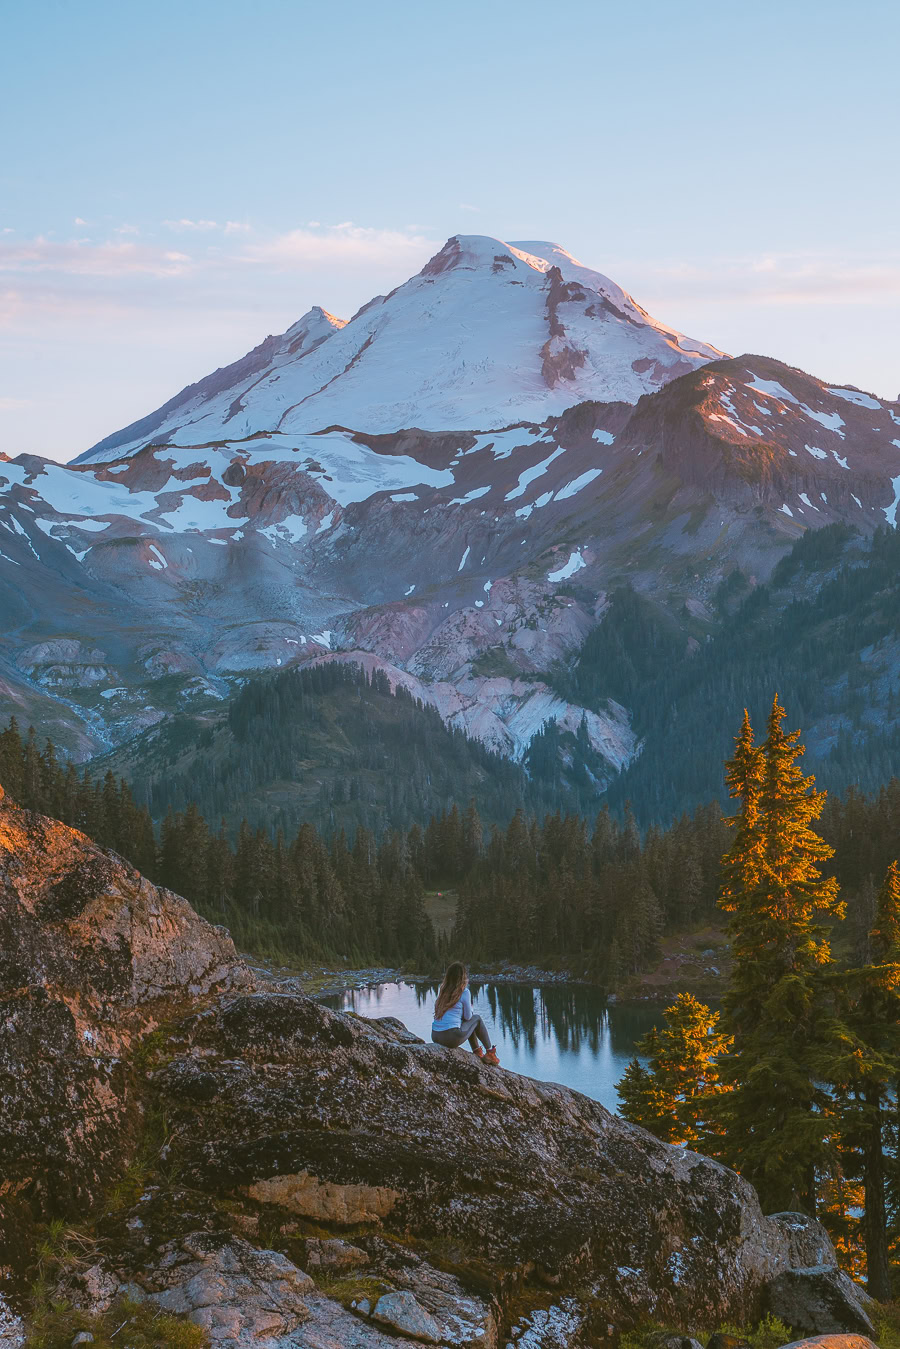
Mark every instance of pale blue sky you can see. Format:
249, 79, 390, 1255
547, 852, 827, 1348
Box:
2, 0, 898, 459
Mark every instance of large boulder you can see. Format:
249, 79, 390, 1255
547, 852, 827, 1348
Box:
153, 988, 841, 1328
764, 1266, 876, 1337
0, 794, 251, 1293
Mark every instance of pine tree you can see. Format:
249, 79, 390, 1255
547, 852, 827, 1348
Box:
617, 992, 732, 1149
718, 696, 844, 1213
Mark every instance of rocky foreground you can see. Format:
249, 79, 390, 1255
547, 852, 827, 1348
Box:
0, 787, 883, 1348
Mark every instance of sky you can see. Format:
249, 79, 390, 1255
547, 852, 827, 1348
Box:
2, 0, 898, 462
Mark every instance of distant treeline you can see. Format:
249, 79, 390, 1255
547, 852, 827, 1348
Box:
2, 716, 899, 982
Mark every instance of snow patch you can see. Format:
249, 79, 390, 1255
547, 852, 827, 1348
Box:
883, 476, 900, 527
35, 516, 110, 535
449, 485, 491, 505
556, 468, 604, 501
548, 548, 586, 582
747, 376, 799, 406
592, 428, 615, 444
260, 514, 307, 544
780, 503, 794, 517
158, 493, 248, 533
827, 387, 881, 409
804, 445, 827, 460
715, 389, 764, 438
148, 543, 168, 570
505, 447, 566, 501
801, 405, 845, 437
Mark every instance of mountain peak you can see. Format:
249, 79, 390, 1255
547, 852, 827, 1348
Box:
419, 234, 524, 276
77, 235, 725, 461
282, 305, 347, 350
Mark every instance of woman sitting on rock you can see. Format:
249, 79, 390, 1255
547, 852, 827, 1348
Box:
431, 961, 500, 1065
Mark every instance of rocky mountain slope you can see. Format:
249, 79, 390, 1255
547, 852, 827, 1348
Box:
0, 789, 878, 1346
2, 236, 899, 808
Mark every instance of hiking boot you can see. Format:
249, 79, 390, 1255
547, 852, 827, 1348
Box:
471, 1046, 485, 1057
484, 1047, 500, 1066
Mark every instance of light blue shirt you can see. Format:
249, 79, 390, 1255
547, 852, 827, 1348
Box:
432, 987, 473, 1032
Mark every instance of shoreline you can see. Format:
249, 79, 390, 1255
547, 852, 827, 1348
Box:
248, 960, 607, 1001
246, 924, 730, 1003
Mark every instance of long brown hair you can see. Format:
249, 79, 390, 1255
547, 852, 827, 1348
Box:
435, 961, 468, 1019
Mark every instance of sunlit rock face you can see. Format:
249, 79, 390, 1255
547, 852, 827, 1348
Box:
0, 790, 251, 1297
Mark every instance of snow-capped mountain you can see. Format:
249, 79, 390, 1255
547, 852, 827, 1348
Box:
3, 233, 900, 790
77, 235, 723, 462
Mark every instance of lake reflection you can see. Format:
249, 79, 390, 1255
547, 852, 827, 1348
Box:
321, 980, 661, 1113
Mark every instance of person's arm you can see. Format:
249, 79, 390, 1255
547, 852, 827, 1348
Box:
460, 988, 473, 1021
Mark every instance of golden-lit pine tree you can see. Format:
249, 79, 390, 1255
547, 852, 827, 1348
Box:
617, 992, 732, 1150
718, 695, 844, 1214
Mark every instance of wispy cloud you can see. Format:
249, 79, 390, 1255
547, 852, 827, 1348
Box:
0, 236, 193, 279
458, 202, 481, 214
245, 223, 439, 269
163, 218, 219, 232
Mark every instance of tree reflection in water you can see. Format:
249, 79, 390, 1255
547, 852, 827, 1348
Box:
325, 980, 661, 1111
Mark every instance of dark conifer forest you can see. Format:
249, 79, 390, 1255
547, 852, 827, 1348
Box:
3, 711, 899, 984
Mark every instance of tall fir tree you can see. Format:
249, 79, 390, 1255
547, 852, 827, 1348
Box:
718, 696, 844, 1214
